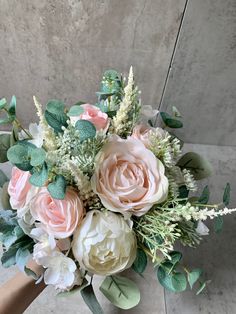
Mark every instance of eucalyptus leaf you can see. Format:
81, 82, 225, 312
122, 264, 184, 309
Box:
214, 216, 224, 233
177, 152, 213, 180
188, 269, 202, 289
67, 105, 84, 117
1, 246, 18, 268
169, 251, 182, 265
47, 175, 66, 199
0, 133, 11, 163
160, 112, 183, 129
157, 267, 187, 292
198, 186, 209, 204
75, 120, 96, 142
223, 183, 230, 206
132, 248, 147, 274
29, 163, 48, 187
10, 123, 19, 146
100, 275, 140, 310
8, 95, 16, 117
24, 266, 38, 280
45, 99, 68, 133
30, 148, 46, 166
81, 284, 104, 314
7, 141, 36, 171
0, 98, 7, 109
1, 182, 11, 209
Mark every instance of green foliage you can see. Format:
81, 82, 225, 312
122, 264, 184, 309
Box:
177, 152, 212, 180
157, 265, 187, 292
67, 104, 85, 117
30, 148, 46, 167
29, 163, 48, 187
179, 185, 189, 199
16, 247, 31, 271
7, 141, 36, 171
160, 112, 183, 129
98, 69, 122, 98
172, 106, 182, 118
214, 216, 223, 234
0, 134, 11, 163
81, 284, 104, 314
24, 266, 38, 280
8, 95, 16, 117
1, 183, 11, 210
10, 122, 19, 146
0, 209, 34, 268
223, 183, 230, 206
100, 275, 140, 310
0, 170, 8, 187
45, 100, 68, 133
47, 175, 66, 199
198, 186, 210, 204
75, 120, 96, 142
0, 98, 7, 110
187, 269, 202, 289
132, 248, 147, 274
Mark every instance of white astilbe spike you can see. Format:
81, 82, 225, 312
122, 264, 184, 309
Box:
33, 96, 57, 151
67, 161, 91, 196
113, 66, 134, 134
192, 207, 236, 221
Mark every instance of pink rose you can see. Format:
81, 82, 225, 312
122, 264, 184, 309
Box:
30, 187, 84, 239
8, 167, 32, 210
70, 104, 109, 131
91, 136, 169, 216
132, 124, 166, 147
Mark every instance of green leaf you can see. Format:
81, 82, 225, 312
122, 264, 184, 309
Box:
24, 266, 38, 280
198, 186, 210, 204
67, 105, 84, 117
47, 175, 66, 199
187, 269, 202, 289
169, 251, 182, 265
214, 216, 224, 233
7, 141, 35, 171
99, 275, 140, 310
29, 163, 48, 187
196, 282, 206, 295
10, 123, 19, 146
1, 246, 18, 268
177, 152, 213, 180
16, 248, 31, 271
75, 120, 96, 142
81, 284, 104, 314
0, 133, 11, 163
160, 112, 183, 129
157, 267, 187, 292
45, 99, 68, 133
30, 148, 46, 166
0, 98, 7, 110
8, 95, 16, 117
132, 248, 147, 274
178, 185, 189, 199
223, 183, 230, 206
0, 170, 8, 187
172, 106, 182, 118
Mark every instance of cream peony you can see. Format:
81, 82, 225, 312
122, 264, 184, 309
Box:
91, 136, 169, 216
30, 187, 84, 239
72, 210, 137, 275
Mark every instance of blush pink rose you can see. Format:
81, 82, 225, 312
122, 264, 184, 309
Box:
30, 187, 84, 239
91, 136, 169, 217
70, 104, 109, 131
132, 124, 166, 147
8, 167, 32, 210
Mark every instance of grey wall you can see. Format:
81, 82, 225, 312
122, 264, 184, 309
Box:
161, 0, 236, 146
0, 0, 186, 128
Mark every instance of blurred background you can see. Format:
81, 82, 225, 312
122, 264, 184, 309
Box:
0, 0, 236, 313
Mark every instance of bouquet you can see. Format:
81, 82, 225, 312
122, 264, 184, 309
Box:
0, 67, 235, 313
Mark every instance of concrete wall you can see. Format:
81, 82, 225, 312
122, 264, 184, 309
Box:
0, 0, 185, 128
161, 0, 236, 146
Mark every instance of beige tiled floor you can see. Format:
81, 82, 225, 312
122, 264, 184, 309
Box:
1, 143, 236, 313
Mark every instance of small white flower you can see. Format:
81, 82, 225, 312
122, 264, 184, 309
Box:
19, 123, 43, 148
41, 251, 77, 290
31, 228, 57, 264
141, 105, 159, 122
196, 220, 209, 236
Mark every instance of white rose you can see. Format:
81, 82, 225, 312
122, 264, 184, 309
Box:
40, 251, 76, 290
72, 210, 137, 275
